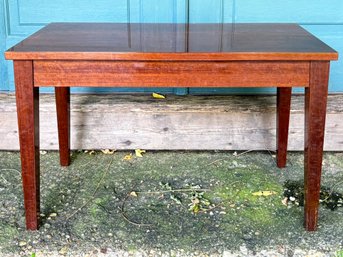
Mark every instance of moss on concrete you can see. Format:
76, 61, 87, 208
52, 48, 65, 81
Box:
0, 151, 342, 256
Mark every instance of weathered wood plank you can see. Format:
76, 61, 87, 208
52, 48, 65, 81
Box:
0, 94, 342, 151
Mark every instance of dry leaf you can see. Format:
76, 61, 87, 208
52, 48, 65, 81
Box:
130, 191, 138, 197
152, 92, 166, 99
84, 150, 95, 155
59, 246, 69, 255
135, 149, 146, 157
252, 191, 277, 196
123, 153, 132, 161
101, 149, 116, 155
282, 197, 288, 206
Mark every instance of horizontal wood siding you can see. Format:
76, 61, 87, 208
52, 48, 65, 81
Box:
1, 94, 342, 151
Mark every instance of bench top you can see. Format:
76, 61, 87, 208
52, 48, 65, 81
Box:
5, 23, 338, 61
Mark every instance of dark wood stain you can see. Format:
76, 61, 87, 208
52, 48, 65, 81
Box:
276, 87, 292, 168
5, 23, 338, 61
55, 87, 70, 166
304, 61, 330, 231
33, 60, 310, 88
13, 61, 40, 230
5, 23, 338, 231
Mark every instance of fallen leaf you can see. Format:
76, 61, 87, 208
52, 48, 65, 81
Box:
59, 246, 68, 255
123, 153, 132, 161
130, 191, 138, 197
282, 197, 288, 206
101, 149, 116, 155
84, 150, 95, 155
252, 191, 277, 196
152, 92, 166, 99
135, 149, 146, 157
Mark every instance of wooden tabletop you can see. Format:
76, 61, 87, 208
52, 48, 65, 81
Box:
5, 23, 338, 61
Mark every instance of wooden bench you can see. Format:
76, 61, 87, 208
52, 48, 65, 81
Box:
5, 23, 338, 231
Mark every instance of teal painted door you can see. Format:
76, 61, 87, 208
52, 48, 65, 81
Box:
189, 0, 343, 94
1, 0, 343, 93
0, 0, 7, 91
1, 0, 188, 94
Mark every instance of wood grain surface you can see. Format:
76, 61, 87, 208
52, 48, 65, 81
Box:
276, 87, 292, 168
5, 23, 338, 61
304, 61, 330, 231
55, 87, 70, 166
5, 23, 339, 231
34, 60, 310, 87
1, 94, 342, 151
13, 61, 40, 230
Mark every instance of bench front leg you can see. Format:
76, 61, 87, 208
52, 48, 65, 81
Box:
14, 61, 40, 230
304, 61, 330, 231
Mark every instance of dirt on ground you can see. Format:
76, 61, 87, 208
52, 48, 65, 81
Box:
0, 150, 342, 257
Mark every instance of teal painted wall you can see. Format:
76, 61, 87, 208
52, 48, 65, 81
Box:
0, 0, 8, 91
1, 0, 342, 94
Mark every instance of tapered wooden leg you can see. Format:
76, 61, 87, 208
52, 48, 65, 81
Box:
276, 87, 292, 168
304, 61, 330, 231
55, 87, 70, 166
14, 61, 40, 230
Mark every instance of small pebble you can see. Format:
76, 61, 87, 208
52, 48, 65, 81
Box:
240, 245, 249, 255
242, 234, 253, 241
18, 241, 27, 247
